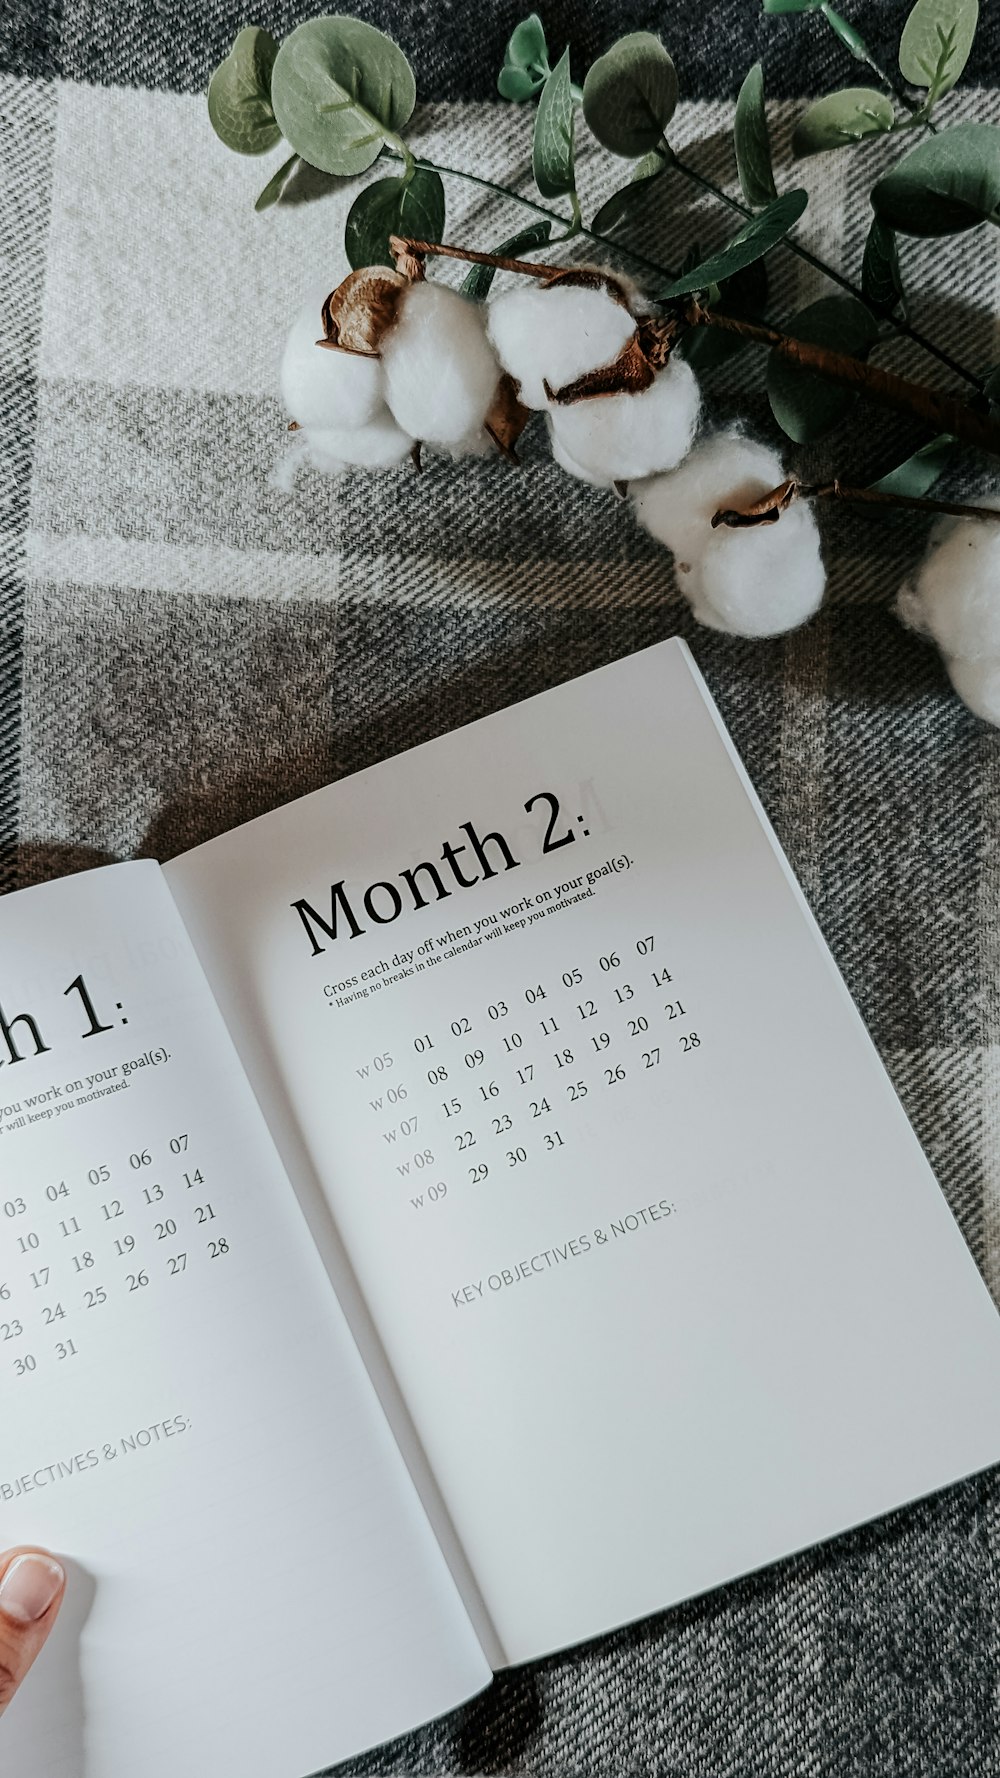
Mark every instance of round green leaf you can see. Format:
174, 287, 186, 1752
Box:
207, 26, 281, 155
868, 434, 955, 496
899, 0, 978, 97
498, 65, 543, 100
270, 16, 416, 178
460, 221, 552, 300
582, 32, 678, 159
766, 294, 879, 442
344, 168, 445, 270
861, 214, 904, 314
734, 62, 777, 208
507, 14, 549, 70
659, 189, 808, 298
792, 87, 895, 156
872, 121, 1000, 235
532, 47, 576, 199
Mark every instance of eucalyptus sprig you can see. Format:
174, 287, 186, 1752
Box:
206, 2, 1000, 620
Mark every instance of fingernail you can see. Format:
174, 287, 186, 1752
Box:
0, 1555, 65, 1624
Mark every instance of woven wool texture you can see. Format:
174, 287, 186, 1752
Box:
4, 4, 1000, 1774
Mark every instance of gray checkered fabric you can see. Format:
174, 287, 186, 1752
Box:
4, 4, 1000, 1772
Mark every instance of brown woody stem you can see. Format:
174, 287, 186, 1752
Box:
713, 477, 1000, 529
684, 306, 1000, 460
390, 236, 553, 282
390, 237, 1000, 464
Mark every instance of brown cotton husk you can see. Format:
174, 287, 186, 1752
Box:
538, 265, 633, 309
545, 330, 655, 404
713, 478, 799, 529
320, 267, 409, 357
637, 313, 685, 370
388, 235, 429, 283
484, 372, 532, 460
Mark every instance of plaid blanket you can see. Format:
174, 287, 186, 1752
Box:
4, 4, 1000, 1773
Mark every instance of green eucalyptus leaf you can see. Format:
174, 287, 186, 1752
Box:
861, 214, 904, 313
868, 433, 955, 496
734, 62, 778, 208
533, 47, 576, 198
344, 168, 445, 270
872, 122, 1000, 235
498, 65, 543, 100
582, 32, 678, 158
460, 221, 553, 299
270, 15, 416, 177
508, 14, 549, 70
899, 0, 978, 97
254, 151, 300, 210
766, 293, 879, 441
659, 189, 808, 297
792, 87, 895, 156
498, 13, 549, 99
762, 0, 821, 11
207, 25, 281, 155
680, 258, 769, 369
590, 147, 669, 230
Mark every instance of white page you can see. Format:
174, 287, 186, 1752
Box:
166, 639, 1000, 1666
0, 862, 488, 1777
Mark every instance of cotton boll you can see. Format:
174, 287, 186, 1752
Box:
632, 433, 786, 567
632, 430, 824, 637
303, 412, 413, 474
896, 504, 1000, 661
381, 282, 500, 448
695, 502, 825, 637
547, 415, 618, 487
549, 355, 700, 483
281, 298, 385, 431
945, 654, 1000, 725
487, 283, 636, 410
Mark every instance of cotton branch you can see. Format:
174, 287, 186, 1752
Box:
390, 236, 1000, 466
682, 306, 1000, 462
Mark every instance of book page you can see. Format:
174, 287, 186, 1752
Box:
166, 639, 1000, 1666
0, 862, 488, 1777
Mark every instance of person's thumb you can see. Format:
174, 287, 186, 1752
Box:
0, 1549, 65, 1714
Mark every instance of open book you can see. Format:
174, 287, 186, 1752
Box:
4, 638, 1000, 1777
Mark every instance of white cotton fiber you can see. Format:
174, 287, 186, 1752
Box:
281, 298, 385, 431
547, 417, 618, 487
487, 282, 636, 410
895, 501, 1000, 726
632, 433, 786, 563
548, 355, 700, 483
428, 427, 496, 461
632, 430, 825, 637
695, 502, 826, 637
303, 412, 413, 473
381, 281, 500, 448
945, 655, 1000, 725
897, 504, 1000, 661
